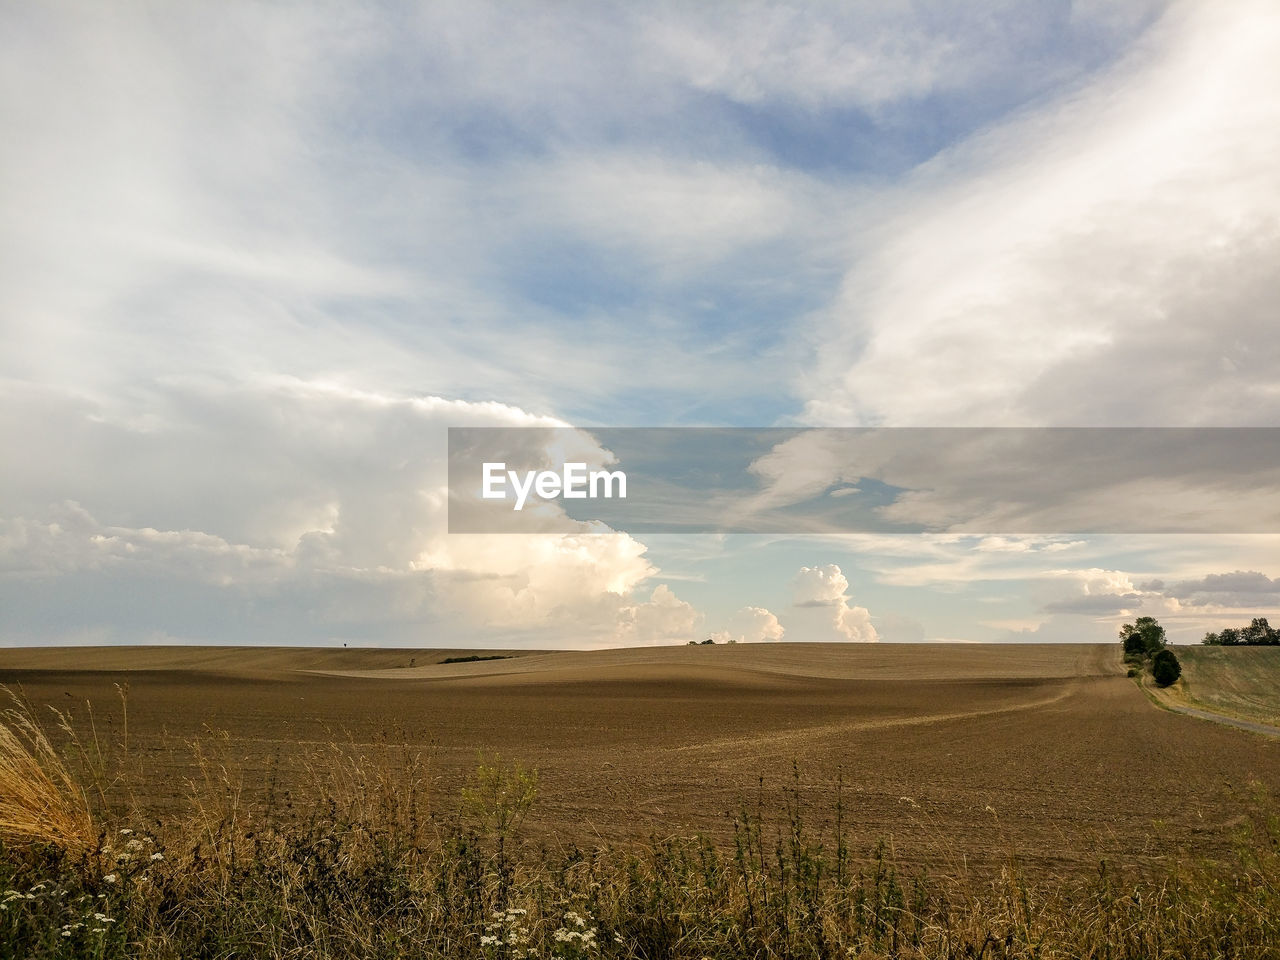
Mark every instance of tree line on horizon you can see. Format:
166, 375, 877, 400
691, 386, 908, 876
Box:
1202, 617, 1278, 646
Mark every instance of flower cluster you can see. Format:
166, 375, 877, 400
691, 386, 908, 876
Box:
0, 885, 42, 911
92, 825, 167, 895
102, 827, 164, 870
480, 906, 537, 959
476, 903, 604, 959
3, 882, 117, 944
59, 911, 115, 937
551, 909, 598, 958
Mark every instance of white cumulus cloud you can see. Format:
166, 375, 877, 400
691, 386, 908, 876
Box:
710, 605, 785, 644
617, 584, 701, 646
790, 563, 878, 642
0, 379, 694, 647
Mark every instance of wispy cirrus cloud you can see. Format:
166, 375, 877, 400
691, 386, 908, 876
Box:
801, 0, 1280, 428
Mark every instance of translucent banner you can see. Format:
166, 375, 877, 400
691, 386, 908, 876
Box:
447, 427, 1280, 534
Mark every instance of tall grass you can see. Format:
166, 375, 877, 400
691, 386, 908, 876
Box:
0, 689, 94, 854
3, 691, 1280, 958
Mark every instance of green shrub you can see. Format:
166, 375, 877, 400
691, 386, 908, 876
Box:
1152, 648, 1182, 687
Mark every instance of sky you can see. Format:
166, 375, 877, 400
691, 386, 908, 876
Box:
2, 0, 1279, 648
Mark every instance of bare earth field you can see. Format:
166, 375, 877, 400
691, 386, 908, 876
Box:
3, 642, 1279, 876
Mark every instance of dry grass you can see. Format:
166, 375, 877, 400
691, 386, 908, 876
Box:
1153, 645, 1280, 726
2, 686, 1280, 958
0, 687, 95, 853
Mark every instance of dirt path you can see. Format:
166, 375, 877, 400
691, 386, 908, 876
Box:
1155, 699, 1280, 738
1138, 669, 1280, 738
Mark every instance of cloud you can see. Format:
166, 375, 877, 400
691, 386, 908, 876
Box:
985, 562, 1280, 643
0, 379, 699, 647
1042, 594, 1143, 615
1157, 570, 1280, 607
804, 534, 1088, 589
0, 0, 847, 432
640, 1, 1165, 113
801, 0, 1280, 427
1, 0, 1180, 436
617, 584, 701, 645
516, 156, 811, 274
711, 605, 785, 644
0, 501, 290, 583
1037, 568, 1144, 615
3, 0, 1267, 650
738, 428, 1280, 535
873, 613, 925, 643
992, 618, 1107, 644
790, 563, 878, 642
1169, 570, 1280, 594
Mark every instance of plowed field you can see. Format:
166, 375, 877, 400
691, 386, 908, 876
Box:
4, 642, 1277, 875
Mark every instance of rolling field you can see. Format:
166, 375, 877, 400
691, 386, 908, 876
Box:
3, 642, 1279, 876
1149, 644, 1280, 728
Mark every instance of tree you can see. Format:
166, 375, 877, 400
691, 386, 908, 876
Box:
1120, 616, 1166, 658
1242, 617, 1278, 645
1122, 628, 1147, 659
1152, 648, 1182, 687
1202, 620, 1276, 646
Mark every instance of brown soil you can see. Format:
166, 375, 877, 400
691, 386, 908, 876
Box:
3, 642, 1276, 875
